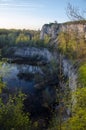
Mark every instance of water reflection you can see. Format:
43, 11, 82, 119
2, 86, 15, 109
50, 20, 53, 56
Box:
0, 62, 42, 93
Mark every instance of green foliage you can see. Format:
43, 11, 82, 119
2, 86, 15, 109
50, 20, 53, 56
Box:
48, 87, 86, 130
58, 32, 68, 54
74, 87, 86, 109
0, 92, 31, 130
0, 78, 5, 93
44, 34, 51, 44
78, 63, 86, 87
62, 87, 86, 130
8, 33, 17, 46
0, 61, 6, 93
0, 34, 7, 48
58, 31, 86, 60
16, 33, 30, 46
0, 29, 50, 52
48, 115, 59, 130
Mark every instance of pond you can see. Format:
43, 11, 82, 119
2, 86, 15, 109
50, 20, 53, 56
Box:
0, 62, 42, 93
0, 60, 57, 124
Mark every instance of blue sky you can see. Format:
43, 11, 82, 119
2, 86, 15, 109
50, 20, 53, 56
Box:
0, 0, 86, 29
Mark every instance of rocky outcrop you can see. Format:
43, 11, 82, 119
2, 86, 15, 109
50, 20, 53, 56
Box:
40, 21, 86, 40
40, 23, 60, 39
6, 47, 54, 65
62, 58, 77, 91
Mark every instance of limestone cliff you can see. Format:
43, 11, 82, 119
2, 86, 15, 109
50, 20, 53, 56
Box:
40, 21, 86, 40
40, 23, 60, 39
40, 21, 86, 91
6, 47, 53, 64
62, 58, 77, 91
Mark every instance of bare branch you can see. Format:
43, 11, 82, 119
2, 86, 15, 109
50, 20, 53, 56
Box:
66, 3, 85, 21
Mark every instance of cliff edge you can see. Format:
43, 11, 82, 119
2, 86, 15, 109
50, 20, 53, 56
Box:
40, 21, 86, 40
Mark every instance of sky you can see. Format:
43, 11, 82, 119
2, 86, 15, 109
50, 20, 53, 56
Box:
0, 0, 86, 30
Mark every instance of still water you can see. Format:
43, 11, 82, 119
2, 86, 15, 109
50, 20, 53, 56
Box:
0, 61, 56, 123
0, 62, 42, 93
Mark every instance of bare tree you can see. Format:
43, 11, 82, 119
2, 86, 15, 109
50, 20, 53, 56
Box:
66, 2, 86, 21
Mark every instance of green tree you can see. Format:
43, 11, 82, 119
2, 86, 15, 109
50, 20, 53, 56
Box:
8, 33, 17, 46
78, 63, 86, 87
0, 92, 31, 130
58, 32, 67, 54
0, 78, 5, 93
16, 33, 30, 46
0, 35, 7, 48
58, 30, 86, 60
62, 87, 86, 130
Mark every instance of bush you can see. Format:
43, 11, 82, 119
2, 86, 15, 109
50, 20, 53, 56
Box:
0, 92, 31, 130
78, 63, 86, 87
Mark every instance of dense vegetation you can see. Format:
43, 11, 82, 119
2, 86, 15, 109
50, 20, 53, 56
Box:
47, 62, 86, 130
58, 30, 86, 60
0, 76, 31, 130
0, 29, 50, 51
0, 92, 31, 130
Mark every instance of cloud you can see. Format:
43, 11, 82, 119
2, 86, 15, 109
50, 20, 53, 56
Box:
0, 1, 44, 9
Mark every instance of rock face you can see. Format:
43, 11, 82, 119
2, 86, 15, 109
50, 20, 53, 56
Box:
53, 52, 77, 91
7, 47, 53, 64
40, 23, 60, 39
40, 22, 86, 40
62, 58, 77, 91
61, 23, 86, 33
